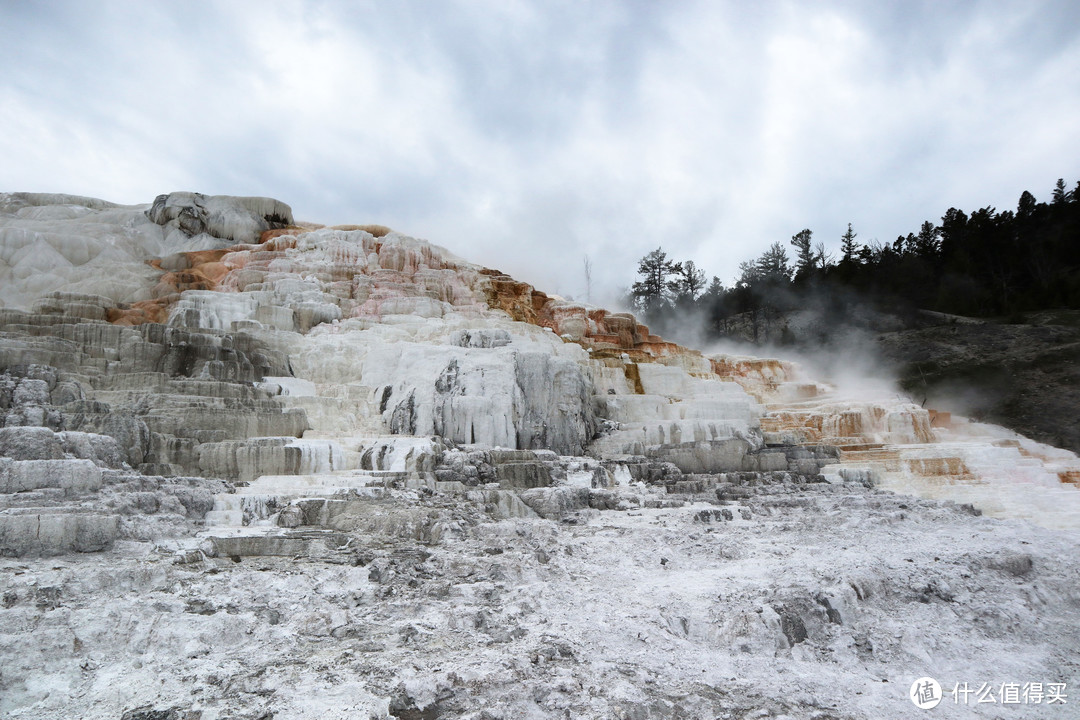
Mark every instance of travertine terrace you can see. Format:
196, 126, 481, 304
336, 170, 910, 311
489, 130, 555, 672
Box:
1, 192, 1078, 719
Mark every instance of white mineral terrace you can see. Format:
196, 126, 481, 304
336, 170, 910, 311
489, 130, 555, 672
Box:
3, 193, 1079, 719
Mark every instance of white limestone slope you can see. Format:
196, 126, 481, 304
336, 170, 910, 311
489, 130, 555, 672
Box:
0, 191, 294, 309
0, 193, 161, 308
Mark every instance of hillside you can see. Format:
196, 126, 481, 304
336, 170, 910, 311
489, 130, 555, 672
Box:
687, 305, 1080, 456
879, 310, 1080, 455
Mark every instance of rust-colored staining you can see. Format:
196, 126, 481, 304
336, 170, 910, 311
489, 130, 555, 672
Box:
709, 356, 795, 401
907, 459, 967, 474
481, 269, 548, 326
636, 340, 683, 356
760, 410, 828, 445
152, 271, 212, 296
106, 222, 412, 328
1059, 471, 1080, 486
110, 249, 239, 327
833, 410, 865, 438
710, 356, 787, 380
477, 267, 698, 365
263, 222, 388, 255
587, 347, 654, 364
108, 223, 700, 376
904, 456, 972, 478
258, 233, 300, 251
260, 222, 330, 244
623, 363, 645, 394
928, 409, 952, 428
763, 411, 825, 434
107, 299, 172, 326
151, 250, 232, 299
260, 227, 302, 243
182, 249, 231, 267
839, 447, 902, 471
531, 290, 550, 315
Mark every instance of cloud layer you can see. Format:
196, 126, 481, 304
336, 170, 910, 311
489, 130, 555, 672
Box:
2, 0, 1079, 303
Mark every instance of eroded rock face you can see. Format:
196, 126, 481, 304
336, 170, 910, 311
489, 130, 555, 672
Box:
0, 358, 233, 557
146, 192, 294, 246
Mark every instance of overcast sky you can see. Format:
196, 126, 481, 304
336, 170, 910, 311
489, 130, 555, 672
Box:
2, 0, 1079, 304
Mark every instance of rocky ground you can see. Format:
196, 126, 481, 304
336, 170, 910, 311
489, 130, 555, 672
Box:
2, 476, 1078, 720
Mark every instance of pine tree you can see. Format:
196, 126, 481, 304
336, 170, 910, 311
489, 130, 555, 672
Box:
790, 229, 814, 276
756, 242, 792, 282
631, 247, 678, 314
840, 223, 859, 262
1052, 178, 1070, 205
1017, 190, 1037, 219
703, 276, 724, 299
914, 221, 940, 257
737, 260, 760, 286
672, 260, 707, 302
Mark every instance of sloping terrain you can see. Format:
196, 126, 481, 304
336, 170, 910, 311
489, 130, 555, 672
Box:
878, 311, 1080, 455
703, 305, 1080, 456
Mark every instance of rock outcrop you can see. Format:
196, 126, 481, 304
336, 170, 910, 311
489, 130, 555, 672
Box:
146, 192, 294, 246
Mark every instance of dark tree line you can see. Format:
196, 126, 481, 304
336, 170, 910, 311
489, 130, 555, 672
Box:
630, 177, 1080, 343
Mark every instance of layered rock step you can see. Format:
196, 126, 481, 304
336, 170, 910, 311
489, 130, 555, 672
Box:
201, 440, 552, 524
196, 463, 425, 559
197, 478, 537, 559
196, 444, 705, 556
0, 449, 225, 556
256, 375, 387, 435
590, 363, 767, 473
761, 398, 934, 448
197, 434, 446, 483
0, 456, 117, 557
0, 299, 305, 476
0, 512, 119, 556
880, 442, 1080, 530
760, 387, 1080, 529
204, 470, 409, 527
194, 438, 537, 555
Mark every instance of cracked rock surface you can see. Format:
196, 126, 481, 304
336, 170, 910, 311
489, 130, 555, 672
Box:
3, 480, 1078, 719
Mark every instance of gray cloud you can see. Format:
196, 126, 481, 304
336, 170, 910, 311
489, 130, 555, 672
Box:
2, 0, 1078, 303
